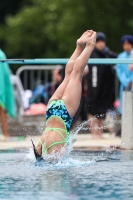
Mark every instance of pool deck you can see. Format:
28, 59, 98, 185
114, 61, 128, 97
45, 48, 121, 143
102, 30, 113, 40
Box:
0, 133, 121, 151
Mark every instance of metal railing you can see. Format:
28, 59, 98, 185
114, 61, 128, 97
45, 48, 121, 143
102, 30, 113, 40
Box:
1, 58, 133, 97
0, 58, 133, 64
16, 65, 62, 90
1, 58, 133, 143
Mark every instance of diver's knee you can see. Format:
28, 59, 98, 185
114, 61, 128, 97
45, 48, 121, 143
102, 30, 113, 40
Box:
73, 59, 84, 73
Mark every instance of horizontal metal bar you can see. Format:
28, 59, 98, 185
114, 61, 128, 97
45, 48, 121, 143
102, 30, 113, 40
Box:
0, 59, 25, 62
1, 58, 133, 64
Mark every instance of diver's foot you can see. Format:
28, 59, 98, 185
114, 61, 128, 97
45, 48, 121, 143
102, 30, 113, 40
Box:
86, 30, 96, 47
77, 30, 93, 47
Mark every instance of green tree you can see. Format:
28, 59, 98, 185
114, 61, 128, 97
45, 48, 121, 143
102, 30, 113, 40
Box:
0, 0, 32, 24
1, 0, 133, 60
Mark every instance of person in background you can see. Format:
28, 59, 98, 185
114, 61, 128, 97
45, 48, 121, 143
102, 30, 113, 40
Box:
0, 48, 16, 141
52, 68, 62, 91
79, 66, 89, 121
116, 35, 133, 137
116, 35, 133, 115
129, 47, 133, 72
87, 32, 117, 138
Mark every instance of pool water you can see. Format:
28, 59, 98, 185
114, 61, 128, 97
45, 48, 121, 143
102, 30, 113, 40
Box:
0, 150, 133, 200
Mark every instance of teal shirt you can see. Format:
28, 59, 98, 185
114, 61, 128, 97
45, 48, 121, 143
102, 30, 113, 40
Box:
116, 50, 133, 114
0, 49, 16, 118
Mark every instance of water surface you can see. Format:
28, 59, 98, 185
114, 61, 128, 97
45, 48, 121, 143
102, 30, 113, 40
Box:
0, 150, 133, 200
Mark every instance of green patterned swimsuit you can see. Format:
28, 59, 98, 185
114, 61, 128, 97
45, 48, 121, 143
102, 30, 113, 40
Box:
40, 100, 73, 154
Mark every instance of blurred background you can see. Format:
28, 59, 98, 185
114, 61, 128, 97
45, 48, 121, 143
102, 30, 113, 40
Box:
0, 0, 133, 62
0, 0, 133, 142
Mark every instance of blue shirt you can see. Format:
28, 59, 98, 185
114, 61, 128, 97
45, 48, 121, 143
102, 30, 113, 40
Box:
116, 50, 133, 114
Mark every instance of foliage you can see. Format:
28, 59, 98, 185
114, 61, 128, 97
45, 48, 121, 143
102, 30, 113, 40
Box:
0, 0, 133, 61
0, 0, 33, 24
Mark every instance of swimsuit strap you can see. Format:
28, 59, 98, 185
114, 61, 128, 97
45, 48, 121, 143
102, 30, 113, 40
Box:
46, 115, 68, 132
45, 127, 67, 140
39, 127, 69, 154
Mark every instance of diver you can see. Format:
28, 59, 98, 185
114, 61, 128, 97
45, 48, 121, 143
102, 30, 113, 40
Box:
32, 30, 96, 161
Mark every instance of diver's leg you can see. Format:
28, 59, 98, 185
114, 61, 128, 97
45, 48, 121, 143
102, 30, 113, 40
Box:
48, 31, 90, 103
62, 31, 96, 117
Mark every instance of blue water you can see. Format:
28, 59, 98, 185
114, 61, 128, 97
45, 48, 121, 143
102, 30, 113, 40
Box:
0, 150, 133, 200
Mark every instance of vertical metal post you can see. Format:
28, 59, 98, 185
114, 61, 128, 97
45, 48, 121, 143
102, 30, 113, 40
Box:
122, 91, 133, 149
24, 71, 28, 90
30, 70, 34, 90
